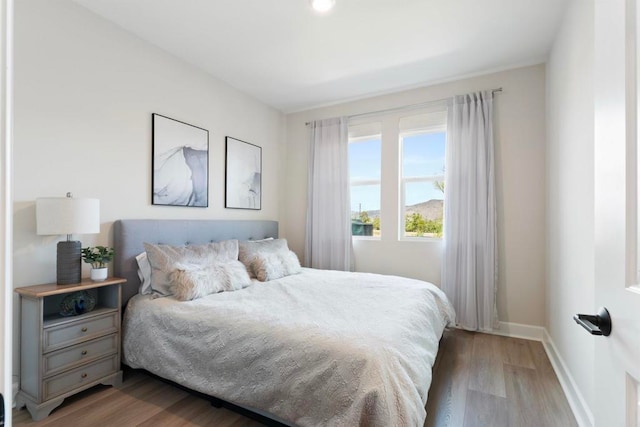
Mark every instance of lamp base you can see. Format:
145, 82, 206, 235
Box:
57, 241, 81, 285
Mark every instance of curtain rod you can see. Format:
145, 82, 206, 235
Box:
305, 87, 502, 125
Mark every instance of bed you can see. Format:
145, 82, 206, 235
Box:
114, 219, 454, 427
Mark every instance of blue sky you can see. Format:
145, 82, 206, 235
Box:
349, 133, 445, 213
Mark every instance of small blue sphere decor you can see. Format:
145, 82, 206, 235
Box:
59, 290, 96, 316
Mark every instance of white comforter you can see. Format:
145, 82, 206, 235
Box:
122, 268, 454, 426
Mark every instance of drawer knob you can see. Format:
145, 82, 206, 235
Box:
81, 327, 88, 332
81, 350, 87, 355
81, 373, 87, 379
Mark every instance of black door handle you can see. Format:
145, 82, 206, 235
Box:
573, 307, 611, 336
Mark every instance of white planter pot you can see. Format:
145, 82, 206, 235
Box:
90, 267, 108, 282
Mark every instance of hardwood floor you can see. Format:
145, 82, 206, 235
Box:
13, 329, 576, 427
424, 329, 577, 427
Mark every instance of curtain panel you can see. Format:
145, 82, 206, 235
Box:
442, 91, 498, 331
304, 117, 354, 271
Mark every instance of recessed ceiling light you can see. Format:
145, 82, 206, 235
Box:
310, 0, 335, 13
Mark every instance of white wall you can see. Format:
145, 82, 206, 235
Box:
546, 0, 595, 421
284, 65, 547, 328
12, 0, 285, 376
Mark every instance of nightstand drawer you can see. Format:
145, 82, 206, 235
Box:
43, 312, 118, 353
43, 334, 118, 377
43, 354, 119, 401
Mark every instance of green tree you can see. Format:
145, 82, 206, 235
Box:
372, 216, 380, 230
434, 167, 445, 194
405, 212, 443, 237
405, 212, 426, 234
359, 211, 371, 224
423, 218, 443, 236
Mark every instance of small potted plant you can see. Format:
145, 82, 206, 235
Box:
81, 245, 115, 282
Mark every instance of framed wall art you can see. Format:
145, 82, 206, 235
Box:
225, 137, 262, 210
152, 113, 209, 207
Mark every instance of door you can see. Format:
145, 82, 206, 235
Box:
594, 0, 640, 425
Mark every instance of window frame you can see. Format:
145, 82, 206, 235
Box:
346, 104, 448, 243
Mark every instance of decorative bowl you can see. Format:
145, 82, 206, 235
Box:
59, 290, 96, 316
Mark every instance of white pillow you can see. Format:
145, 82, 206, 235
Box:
239, 238, 301, 281
250, 250, 301, 282
144, 240, 239, 297
136, 252, 153, 295
170, 260, 252, 301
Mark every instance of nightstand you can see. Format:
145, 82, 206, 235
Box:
14, 277, 125, 421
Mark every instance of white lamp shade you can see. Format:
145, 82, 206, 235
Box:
36, 197, 100, 236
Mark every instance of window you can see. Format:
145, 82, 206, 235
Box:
400, 111, 447, 239
349, 122, 381, 237
346, 107, 447, 241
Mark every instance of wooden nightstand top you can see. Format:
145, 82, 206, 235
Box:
15, 277, 126, 298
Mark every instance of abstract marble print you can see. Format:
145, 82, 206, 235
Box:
225, 137, 261, 210
152, 114, 209, 207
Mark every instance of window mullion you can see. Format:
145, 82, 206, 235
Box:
380, 115, 400, 241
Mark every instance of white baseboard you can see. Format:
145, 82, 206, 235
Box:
541, 330, 594, 427
489, 321, 546, 341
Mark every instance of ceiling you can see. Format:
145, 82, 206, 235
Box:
72, 0, 569, 113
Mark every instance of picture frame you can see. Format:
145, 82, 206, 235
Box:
152, 113, 209, 207
225, 137, 262, 210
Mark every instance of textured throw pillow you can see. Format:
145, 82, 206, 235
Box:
239, 238, 301, 281
144, 240, 239, 296
135, 252, 153, 295
250, 250, 301, 282
239, 239, 287, 277
169, 260, 252, 301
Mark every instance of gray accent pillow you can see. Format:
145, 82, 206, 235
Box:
170, 260, 252, 301
144, 240, 239, 296
239, 238, 301, 281
135, 252, 152, 295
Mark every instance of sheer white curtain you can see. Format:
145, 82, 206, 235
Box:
305, 117, 354, 271
442, 91, 497, 331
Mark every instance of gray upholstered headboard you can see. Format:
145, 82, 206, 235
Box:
113, 219, 279, 306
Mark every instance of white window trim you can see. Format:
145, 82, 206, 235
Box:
351, 178, 380, 186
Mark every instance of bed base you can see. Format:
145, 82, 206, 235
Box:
123, 366, 289, 427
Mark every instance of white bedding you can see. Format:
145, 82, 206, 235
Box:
122, 268, 455, 426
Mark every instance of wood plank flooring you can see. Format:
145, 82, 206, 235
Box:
424, 329, 577, 427
13, 329, 576, 427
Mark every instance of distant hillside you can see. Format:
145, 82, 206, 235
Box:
358, 199, 443, 221
405, 199, 443, 221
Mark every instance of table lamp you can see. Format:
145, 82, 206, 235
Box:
36, 192, 100, 285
